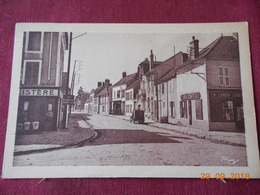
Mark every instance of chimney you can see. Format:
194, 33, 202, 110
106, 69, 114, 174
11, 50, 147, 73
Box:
150, 50, 154, 70
190, 36, 199, 60
122, 71, 127, 78
98, 82, 102, 87
105, 79, 110, 85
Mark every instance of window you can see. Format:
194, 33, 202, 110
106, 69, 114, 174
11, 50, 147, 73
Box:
27, 32, 42, 52
117, 90, 120, 98
224, 67, 230, 85
219, 66, 229, 86
180, 100, 187, 118
147, 97, 150, 112
195, 99, 203, 120
130, 105, 132, 113
170, 101, 175, 118
24, 61, 40, 85
162, 83, 164, 94
121, 89, 125, 98
114, 91, 116, 98
130, 91, 132, 100
210, 100, 234, 122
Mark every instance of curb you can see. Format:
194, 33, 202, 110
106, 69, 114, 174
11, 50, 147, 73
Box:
106, 114, 245, 147
149, 124, 246, 147
14, 116, 98, 156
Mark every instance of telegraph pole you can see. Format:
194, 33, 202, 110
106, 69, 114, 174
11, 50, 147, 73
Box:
62, 32, 72, 128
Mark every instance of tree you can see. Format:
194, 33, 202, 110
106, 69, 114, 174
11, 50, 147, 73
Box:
75, 87, 89, 111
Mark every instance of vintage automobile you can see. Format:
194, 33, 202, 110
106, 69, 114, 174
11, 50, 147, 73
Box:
130, 110, 145, 124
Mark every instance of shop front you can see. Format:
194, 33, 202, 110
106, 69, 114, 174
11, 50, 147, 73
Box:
17, 87, 63, 131
112, 100, 122, 115
178, 92, 208, 130
208, 89, 244, 132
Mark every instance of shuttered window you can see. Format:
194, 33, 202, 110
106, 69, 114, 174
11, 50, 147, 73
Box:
196, 99, 203, 120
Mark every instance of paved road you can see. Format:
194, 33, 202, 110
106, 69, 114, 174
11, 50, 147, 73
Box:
13, 114, 247, 166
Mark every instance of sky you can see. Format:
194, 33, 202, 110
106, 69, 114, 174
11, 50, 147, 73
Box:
66, 32, 223, 93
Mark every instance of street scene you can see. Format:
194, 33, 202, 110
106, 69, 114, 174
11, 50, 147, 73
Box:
14, 113, 247, 166
12, 30, 247, 167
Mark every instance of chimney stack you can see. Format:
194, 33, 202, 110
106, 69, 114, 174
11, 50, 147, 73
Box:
97, 82, 102, 87
122, 71, 127, 78
189, 36, 199, 60
105, 79, 110, 85
150, 50, 154, 70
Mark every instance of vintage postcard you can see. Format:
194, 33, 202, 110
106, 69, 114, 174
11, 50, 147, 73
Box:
2, 23, 260, 178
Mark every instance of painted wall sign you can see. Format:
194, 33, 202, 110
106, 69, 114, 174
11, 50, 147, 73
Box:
20, 89, 59, 96
209, 91, 242, 98
181, 92, 201, 100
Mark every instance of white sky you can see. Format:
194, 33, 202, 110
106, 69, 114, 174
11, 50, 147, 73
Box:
66, 32, 223, 93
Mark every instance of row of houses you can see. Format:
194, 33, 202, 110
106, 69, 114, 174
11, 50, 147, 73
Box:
85, 34, 244, 132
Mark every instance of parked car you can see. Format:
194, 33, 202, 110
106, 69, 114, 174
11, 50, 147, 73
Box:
130, 110, 144, 124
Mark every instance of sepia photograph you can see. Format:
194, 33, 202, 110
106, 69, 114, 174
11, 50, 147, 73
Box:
2, 23, 260, 178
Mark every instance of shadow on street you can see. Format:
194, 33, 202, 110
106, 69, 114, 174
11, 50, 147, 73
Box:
84, 129, 192, 146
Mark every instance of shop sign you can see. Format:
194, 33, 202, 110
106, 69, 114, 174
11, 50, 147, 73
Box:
181, 92, 201, 100
20, 89, 59, 96
209, 91, 242, 98
63, 95, 74, 100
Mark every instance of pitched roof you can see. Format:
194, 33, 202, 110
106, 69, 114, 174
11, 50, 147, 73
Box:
145, 52, 188, 85
126, 79, 140, 90
94, 85, 106, 97
113, 73, 137, 87
177, 36, 239, 74
97, 85, 112, 96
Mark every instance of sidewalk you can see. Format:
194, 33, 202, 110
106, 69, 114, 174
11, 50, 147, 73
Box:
107, 114, 246, 146
14, 114, 96, 154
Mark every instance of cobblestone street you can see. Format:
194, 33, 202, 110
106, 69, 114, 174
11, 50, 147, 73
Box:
13, 114, 247, 166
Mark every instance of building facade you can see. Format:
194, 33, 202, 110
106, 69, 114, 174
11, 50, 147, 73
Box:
137, 51, 188, 121
111, 72, 137, 115
17, 31, 68, 131
96, 80, 112, 115
176, 35, 244, 132
125, 79, 140, 117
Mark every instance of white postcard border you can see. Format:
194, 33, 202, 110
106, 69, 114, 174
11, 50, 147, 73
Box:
2, 22, 260, 178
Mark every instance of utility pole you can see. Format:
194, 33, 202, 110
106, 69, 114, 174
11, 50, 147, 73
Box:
62, 32, 72, 129
70, 60, 77, 114
155, 73, 159, 121
62, 32, 87, 128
